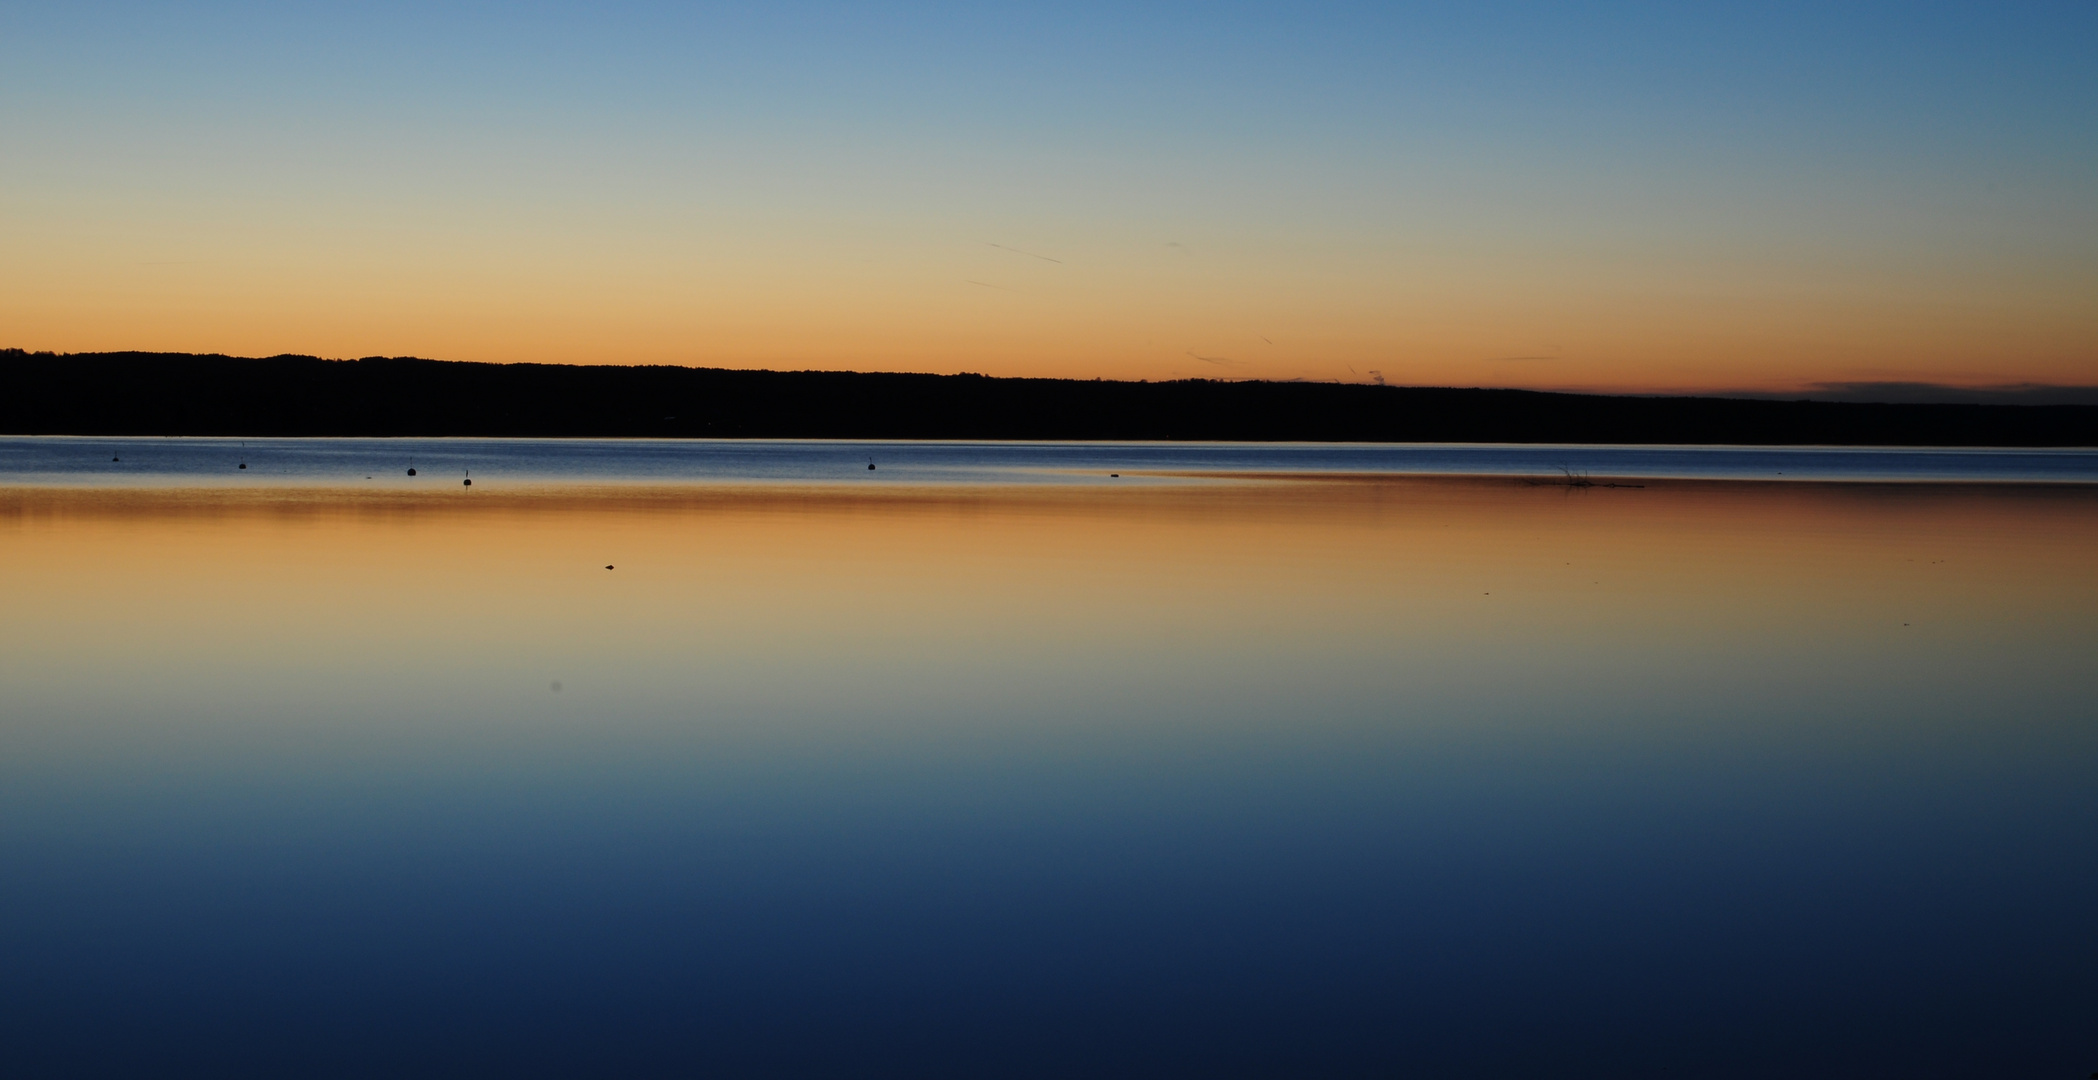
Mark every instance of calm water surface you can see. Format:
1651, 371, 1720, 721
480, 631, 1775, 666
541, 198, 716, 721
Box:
1, 440, 2094, 1078
8, 435, 2098, 485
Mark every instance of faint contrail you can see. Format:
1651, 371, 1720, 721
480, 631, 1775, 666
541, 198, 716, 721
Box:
986, 243, 1062, 263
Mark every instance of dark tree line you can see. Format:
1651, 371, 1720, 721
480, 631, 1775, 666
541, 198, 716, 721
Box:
4, 349, 2093, 445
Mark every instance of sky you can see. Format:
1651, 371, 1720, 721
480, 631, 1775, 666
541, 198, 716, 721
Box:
3, 1, 2094, 393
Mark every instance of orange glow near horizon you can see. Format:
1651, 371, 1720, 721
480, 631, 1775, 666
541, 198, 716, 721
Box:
7, 208, 2094, 393
7, 240, 2095, 393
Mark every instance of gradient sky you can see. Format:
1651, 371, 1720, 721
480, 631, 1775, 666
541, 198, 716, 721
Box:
3, 2, 2094, 391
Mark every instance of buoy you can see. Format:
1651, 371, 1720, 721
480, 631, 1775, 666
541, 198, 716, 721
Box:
239, 463, 246, 469
463, 469, 472, 487
112, 455, 120, 462
868, 462, 876, 470
605, 565, 614, 570
407, 461, 417, 476
1110, 473, 1119, 477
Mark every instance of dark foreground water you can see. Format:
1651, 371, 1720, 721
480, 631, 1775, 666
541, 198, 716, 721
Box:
1, 440, 2094, 1078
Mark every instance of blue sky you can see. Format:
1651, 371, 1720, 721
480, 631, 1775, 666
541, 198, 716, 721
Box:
5, 2, 2094, 389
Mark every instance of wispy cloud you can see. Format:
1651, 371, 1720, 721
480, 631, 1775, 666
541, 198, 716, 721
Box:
1187, 350, 1242, 366
1740, 381, 2098, 406
1485, 343, 1563, 363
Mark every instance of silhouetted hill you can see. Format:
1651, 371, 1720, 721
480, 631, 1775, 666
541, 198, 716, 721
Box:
4, 350, 2094, 445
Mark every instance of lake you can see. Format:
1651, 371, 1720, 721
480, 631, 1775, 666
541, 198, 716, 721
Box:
2, 438, 2094, 1078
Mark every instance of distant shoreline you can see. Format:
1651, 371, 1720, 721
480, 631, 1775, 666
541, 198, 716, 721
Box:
6, 350, 2095, 447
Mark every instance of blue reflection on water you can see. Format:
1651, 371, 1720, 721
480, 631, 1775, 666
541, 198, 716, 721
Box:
7, 724, 2093, 1078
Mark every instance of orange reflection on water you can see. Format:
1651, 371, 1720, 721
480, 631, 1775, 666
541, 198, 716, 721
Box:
3, 479, 2094, 753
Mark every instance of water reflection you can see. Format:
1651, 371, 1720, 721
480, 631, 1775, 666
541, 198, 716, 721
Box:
1, 477, 2093, 1077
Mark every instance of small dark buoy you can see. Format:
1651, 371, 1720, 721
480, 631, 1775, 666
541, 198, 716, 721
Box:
239, 463, 246, 469
1110, 473, 1119, 477
463, 469, 472, 488
112, 455, 120, 462
407, 467, 417, 476
868, 462, 876, 470
605, 565, 614, 570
